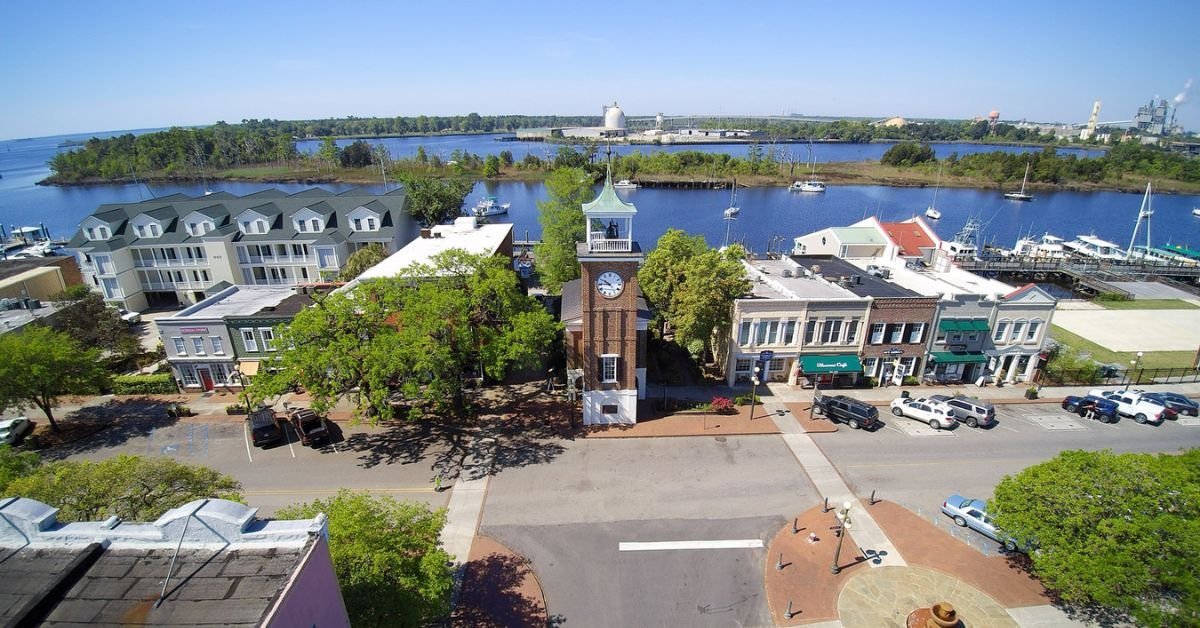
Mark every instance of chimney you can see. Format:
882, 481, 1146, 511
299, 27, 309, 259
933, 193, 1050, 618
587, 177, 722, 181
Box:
420, 228, 432, 239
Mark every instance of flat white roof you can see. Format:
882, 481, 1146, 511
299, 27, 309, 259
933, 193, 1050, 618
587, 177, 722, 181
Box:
743, 258, 859, 300
340, 217, 512, 291
166, 286, 296, 320
850, 258, 1014, 299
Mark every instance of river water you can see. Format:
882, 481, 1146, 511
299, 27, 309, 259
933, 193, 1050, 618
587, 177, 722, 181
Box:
2, 132, 1197, 257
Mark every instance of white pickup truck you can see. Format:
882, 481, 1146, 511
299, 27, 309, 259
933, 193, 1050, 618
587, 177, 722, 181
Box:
889, 397, 956, 430
1087, 389, 1173, 424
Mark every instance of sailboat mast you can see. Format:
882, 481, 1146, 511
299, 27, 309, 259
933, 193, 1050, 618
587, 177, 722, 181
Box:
1126, 181, 1153, 258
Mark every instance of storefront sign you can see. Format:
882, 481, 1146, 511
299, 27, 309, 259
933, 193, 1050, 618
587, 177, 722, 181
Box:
180, 327, 209, 334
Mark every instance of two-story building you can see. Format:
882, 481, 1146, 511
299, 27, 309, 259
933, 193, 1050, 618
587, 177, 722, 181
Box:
68, 188, 418, 311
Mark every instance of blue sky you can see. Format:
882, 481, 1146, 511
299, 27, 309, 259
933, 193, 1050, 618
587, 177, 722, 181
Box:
1, 0, 1197, 139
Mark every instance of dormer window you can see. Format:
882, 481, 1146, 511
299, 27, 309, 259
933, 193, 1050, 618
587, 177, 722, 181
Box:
366, 217, 376, 230
239, 218, 269, 235
353, 218, 363, 231
135, 225, 146, 237
256, 220, 267, 233
297, 220, 308, 233
97, 226, 110, 239
311, 218, 321, 232
295, 217, 323, 233
149, 224, 161, 237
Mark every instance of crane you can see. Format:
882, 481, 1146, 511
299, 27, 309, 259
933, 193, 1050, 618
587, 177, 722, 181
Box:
1080, 100, 1102, 140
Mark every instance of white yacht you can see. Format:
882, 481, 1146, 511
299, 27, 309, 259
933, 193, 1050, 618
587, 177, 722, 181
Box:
1003, 162, 1034, 201
724, 179, 740, 218
612, 179, 639, 189
471, 196, 510, 217
790, 140, 826, 193
1009, 233, 1067, 259
1193, 207, 1200, 217
1062, 235, 1126, 261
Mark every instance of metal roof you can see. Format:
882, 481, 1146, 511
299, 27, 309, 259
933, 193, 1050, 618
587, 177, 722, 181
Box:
581, 175, 637, 215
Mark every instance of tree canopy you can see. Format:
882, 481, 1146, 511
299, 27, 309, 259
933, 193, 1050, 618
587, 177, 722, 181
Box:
277, 491, 453, 627
339, 243, 390, 281
534, 167, 594, 294
639, 229, 749, 356
49, 286, 140, 358
249, 251, 561, 421
398, 174, 474, 227
340, 139, 375, 168
880, 142, 937, 166
0, 326, 110, 432
5, 454, 242, 522
992, 449, 1200, 625
0, 445, 41, 494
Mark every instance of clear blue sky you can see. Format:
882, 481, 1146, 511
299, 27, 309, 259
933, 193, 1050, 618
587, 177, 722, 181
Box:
1, 0, 1197, 139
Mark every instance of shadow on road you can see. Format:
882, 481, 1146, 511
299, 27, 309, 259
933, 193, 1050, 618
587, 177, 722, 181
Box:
36, 398, 181, 461
452, 552, 565, 628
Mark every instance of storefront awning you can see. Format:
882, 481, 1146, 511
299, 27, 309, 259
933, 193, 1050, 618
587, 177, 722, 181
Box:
237, 360, 261, 376
929, 351, 988, 364
938, 319, 990, 332
798, 355, 863, 374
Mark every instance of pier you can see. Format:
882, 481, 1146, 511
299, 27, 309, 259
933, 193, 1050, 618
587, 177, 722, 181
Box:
959, 258, 1200, 297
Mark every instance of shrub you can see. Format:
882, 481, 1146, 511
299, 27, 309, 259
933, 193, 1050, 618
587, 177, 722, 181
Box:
111, 373, 177, 395
226, 404, 247, 415
867, 377, 880, 388
1094, 292, 1131, 302
902, 376, 920, 386
733, 392, 760, 406
710, 396, 735, 415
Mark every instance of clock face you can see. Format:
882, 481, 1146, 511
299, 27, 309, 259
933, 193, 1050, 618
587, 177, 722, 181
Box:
596, 271, 624, 298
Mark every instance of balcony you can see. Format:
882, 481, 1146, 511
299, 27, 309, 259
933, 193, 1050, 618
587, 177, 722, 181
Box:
587, 233, 632, 253
239, 255, 313, 265
134, 258, 206, 268
141, 279, 214, 291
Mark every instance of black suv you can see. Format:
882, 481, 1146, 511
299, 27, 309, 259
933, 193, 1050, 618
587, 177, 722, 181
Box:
288, 407, 330, 447
813, 393, 880, 430
247, 408, 285, 448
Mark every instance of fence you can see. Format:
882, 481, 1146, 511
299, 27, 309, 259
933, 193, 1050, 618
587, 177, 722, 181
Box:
1042, 366, 1200, 387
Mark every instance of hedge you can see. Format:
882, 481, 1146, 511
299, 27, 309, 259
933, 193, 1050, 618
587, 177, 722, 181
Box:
112, 373, 178, 395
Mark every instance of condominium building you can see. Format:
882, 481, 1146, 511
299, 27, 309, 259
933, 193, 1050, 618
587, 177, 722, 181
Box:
67, 187, 418, 311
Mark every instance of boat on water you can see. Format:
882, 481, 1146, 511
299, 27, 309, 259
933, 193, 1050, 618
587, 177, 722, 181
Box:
1192, 207, 1199, 217
790, 140, 826, 193
1062, 235, 1126, 261
1008, 233, 1067, 259
723, 179, 740, 218
470, 196, 510, 217
942, 217, 982, 261
925, 163, 943, 220
1003, 162, 1034, 201
612, 179, 639, 189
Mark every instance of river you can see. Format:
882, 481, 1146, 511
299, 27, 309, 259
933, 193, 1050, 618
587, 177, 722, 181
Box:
2, 132, 1197, 258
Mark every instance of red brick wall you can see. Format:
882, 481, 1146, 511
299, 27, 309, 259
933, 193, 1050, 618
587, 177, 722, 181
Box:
580, 260, 641, 391
861, 297, 939, 365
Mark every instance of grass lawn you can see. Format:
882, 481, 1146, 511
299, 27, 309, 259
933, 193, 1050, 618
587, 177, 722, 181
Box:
1097, 299, 1200, 310
1049, 325, 1198, 370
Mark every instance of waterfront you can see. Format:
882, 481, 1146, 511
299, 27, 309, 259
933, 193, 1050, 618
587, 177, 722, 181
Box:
1, 132, 1196, 258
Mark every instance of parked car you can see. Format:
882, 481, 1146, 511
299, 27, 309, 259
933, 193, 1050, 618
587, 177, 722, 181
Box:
116, 308, 142, 324
1061, 395, 1119, 423
889, 397, 956, 430
812, 392, 880, 430
1088, 389, 1175, 424
287, 407, 330, 447
941, 494, 1029, 552
246, 408, 285, 447
0, 417, 34, 445
928, 394, 997, 428
1137, 391, 1198, 417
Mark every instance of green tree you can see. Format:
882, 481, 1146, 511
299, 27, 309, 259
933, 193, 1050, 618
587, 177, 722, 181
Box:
0, 327, 110, 432
534, 167, 594, 294
48, 286, 140, 358
880, 142, 936, 166
482, 154, 501, 178
0, 445, 41, 494
339, 243, 389, 281
398, 174, 473, 227
318, 137, 340, 170
992, 449, 1200, 625
639, 229, 748, 355
340, 139, 375, 168
277, 491, 453, 627
6, 454, 242, 522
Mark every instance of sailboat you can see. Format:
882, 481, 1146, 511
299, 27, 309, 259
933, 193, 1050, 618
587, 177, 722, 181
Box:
1004, 162, 1034, 201
925, 163, 943, 220
1126, 182, 1154, 260
723, 179, 740, 218
789, 140, 826, 192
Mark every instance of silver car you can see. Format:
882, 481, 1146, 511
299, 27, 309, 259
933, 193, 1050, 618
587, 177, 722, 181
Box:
941, 493, 1023, 552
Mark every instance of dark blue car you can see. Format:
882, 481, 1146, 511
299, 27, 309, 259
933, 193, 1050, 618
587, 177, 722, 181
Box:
1062, 395, 1119, 423
1139, 391, 1198, 417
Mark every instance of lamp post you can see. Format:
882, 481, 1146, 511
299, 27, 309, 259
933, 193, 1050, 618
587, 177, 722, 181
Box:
1126, 351, 1144, 391
830, 501, 854, 574
749, 366, 761, 420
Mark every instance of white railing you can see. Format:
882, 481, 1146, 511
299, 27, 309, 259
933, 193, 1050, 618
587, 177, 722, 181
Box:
588, 236, 632, 253
240, 255, 312, 265
134, 258, 206, 268
142, 279, 214, 291
248, 278, 298, 286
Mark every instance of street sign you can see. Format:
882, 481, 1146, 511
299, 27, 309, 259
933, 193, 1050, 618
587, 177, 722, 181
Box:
759, 350, 775, 362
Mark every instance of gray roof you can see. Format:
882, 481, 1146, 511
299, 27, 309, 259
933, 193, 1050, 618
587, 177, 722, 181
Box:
68, 187, 410, 251
560, 279, 651, 323
0, 256, 71, 282
790, 255, 920, 298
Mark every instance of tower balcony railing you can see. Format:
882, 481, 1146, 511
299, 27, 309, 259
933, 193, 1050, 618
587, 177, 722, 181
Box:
588, 233, 632, 253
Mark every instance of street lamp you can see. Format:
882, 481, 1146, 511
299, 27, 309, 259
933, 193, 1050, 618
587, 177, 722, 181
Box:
749, 366, 761, 420
831, 501, 854, 574
1126, 351, 1144, 391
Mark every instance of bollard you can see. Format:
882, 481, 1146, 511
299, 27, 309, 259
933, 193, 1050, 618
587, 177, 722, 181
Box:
792, 517, 799, 534
822, 496, 830, 513
869, 489, 877, 505
785, 600, 797, 619
776, 551, 784, 571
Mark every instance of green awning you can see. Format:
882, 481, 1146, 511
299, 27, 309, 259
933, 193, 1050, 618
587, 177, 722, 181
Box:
930, 351, 989, 364
798, 355, 863, 374
938, 319, 990, 332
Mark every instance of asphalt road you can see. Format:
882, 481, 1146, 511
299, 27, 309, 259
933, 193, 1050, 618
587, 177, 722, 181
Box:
482, 436, 817, 628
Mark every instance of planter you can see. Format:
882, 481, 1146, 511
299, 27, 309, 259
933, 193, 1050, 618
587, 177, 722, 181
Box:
1024, 389, 1038, 400
226, 406, 247, 415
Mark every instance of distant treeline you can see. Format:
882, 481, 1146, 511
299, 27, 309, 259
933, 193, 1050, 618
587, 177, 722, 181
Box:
883, 141, 1200, 184
240, 115, 601, 138
48, 123, 296, 182
700, 117, 1062, 144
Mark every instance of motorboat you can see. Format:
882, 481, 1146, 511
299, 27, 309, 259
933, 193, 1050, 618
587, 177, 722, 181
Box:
1062, 235, 1126, 261
1003, 162, 1034, 201
1192, 207, 1199, 217
1009, 233, 1067, 259
471, 196, 510, 217
790, 139, 826, 192
612, 179, 639, 189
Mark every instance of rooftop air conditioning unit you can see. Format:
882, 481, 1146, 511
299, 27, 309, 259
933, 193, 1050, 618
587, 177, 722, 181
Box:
782, 268, 793, 278
880, 269, 891, 279
852, 274, 862, 285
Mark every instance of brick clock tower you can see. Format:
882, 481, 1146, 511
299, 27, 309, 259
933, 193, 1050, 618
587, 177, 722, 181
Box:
571, 174, 647, 425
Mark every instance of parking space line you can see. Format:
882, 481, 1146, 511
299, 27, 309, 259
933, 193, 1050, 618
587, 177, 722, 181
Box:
284, 424, 296, 459
618, 540, 764, 551
242, 422, 253, 463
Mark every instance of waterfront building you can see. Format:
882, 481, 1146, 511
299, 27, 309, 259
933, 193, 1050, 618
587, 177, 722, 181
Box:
1134, 98, 1175, 136
67, 187, 418, 312
0, 256, 82, 301
562, 174, 649, 425
559, 102, 628, 139
0, 497, 350, 627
